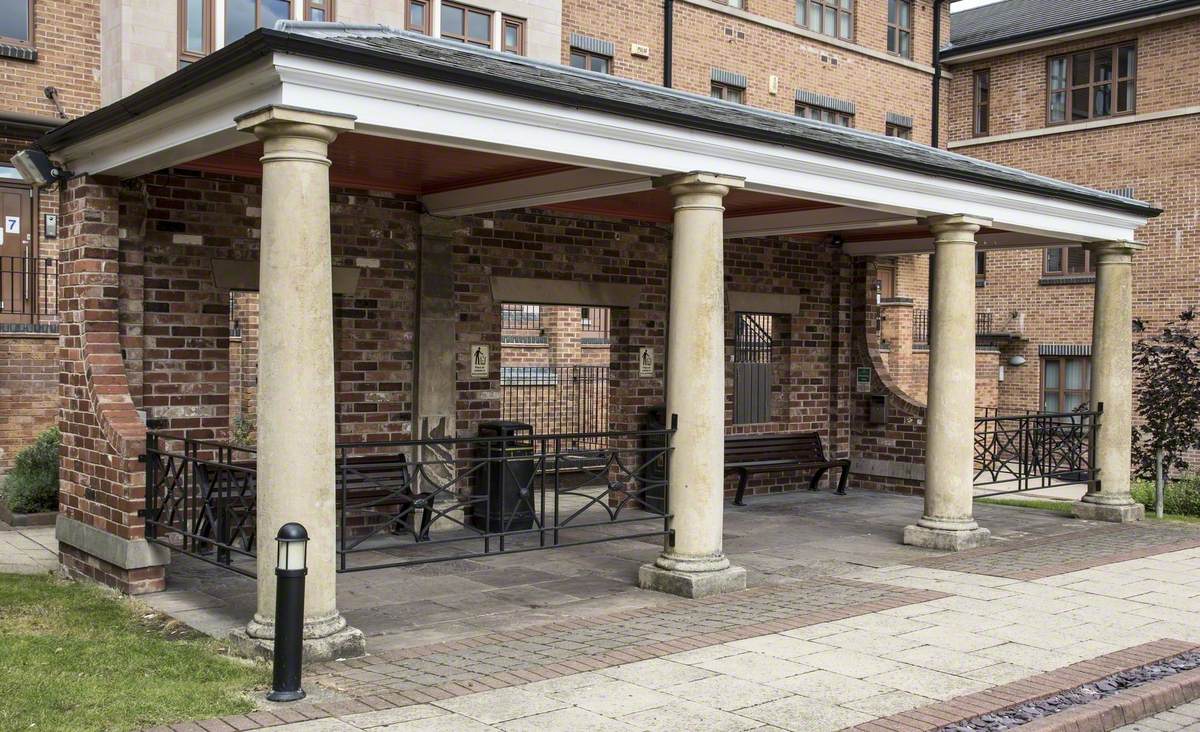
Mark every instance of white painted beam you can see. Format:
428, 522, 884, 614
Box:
421, 168, 651, 216
724, 206, 917, 239
843, 231, 1062, 256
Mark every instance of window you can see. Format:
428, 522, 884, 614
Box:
406, 0, 430, 33
226, 0, 291, 44
178, 0, 213, 65
975, 251, 986, 284
720, 0, 745, 7
1048, 43, 1136, 124
795, 0, 853, 42
0, 0, 32, 45
1043, 245, 1093, 277
570, 48, 612, 73
502, 16, 524, 54
797, 103, 853, 127
441, 1, 492, 47
885, 122, 911, 139
887, 0, 912, 58
1042, 356, 1090, 413
973, 69, 990, 136
733, 313, 774, 424
304, 0, 332, 20
710, 81, 745, 104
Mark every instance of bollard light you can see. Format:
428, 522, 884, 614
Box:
267, 522, 308, 702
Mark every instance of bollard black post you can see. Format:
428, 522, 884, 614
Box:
267, 522, 308, 702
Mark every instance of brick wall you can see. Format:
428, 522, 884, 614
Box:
943, 16, 1200, 422
563, 0, 946, 138
0, 333, 58, 474
0, 0, 101, 121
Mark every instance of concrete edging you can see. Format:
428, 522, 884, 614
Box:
55, 515, 170, 570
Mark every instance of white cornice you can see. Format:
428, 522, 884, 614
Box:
948, 106, 1200, 149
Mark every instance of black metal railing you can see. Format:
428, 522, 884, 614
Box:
0, 255, 57, 320
580, 306, 610, 334
501, 365, 612, 450
912, 309, 996, 344
501, 303, 541, 330
143, 433, 259, 576
144, 426, 674, 576
973, 405, 1100, 497
734, 312, 773, 363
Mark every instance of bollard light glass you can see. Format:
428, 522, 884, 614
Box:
276, 522, 309, 572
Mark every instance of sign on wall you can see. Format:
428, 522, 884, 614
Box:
855, 366, 872, 393
4, 216, 18, 235
470, 344, 490, 377
638, 347, 655, 377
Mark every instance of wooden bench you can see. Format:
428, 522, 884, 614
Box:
194, 453, 435, 548
725, 432, 850, 506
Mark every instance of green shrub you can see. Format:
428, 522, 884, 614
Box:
2, 427, 60, 514
1132, 477, 1200, 517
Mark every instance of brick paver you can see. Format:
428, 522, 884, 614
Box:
1118, 697, 1200, 731
909, 524, 1200, 580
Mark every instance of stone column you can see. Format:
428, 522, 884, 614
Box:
904, 215, 992, 551
639, 172, 746, 598
232, 106, 365, 661
1074, 241, 1145, 522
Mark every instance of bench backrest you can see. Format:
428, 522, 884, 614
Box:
195, 453, 412, 499
725, 432, 828, 464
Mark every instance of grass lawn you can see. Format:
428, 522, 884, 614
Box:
976, 496, 1200, 524
0, 573, 265, 732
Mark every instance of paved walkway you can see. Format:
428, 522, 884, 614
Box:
0, 522, 57, 574
1118, 698, 1200, 731
134, 493, 1200, 732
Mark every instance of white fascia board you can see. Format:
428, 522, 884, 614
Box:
272, 54, 1147, 243
724, 207, 917, 239
421, 168, 651, 216
843, 231, 1062, 256
55, 60, 283, 178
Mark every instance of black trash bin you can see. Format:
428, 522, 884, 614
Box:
471, 421, 537, 533
637, 406, 668, 514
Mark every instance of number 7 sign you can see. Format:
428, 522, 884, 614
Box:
3, 216, 18, 234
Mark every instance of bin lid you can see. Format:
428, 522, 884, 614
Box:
478, 420, 534, 435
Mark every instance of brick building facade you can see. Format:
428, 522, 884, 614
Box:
876, 1, 1200, 445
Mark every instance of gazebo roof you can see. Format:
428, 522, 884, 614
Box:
37, 23, 1158, 219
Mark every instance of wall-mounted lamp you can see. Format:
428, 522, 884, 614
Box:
1008, 355, 1027, 367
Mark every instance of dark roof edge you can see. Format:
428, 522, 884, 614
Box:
0, 111, 64, 139
943, 0, 1200, 58
38, 28, 1160, 219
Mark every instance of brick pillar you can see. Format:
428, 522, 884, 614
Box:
57, 176, 168, 594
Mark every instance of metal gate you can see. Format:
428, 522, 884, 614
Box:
733, 313, 773, 424
501, 365, 613, 450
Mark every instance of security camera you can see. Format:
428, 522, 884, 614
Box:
10, 149, 71, 187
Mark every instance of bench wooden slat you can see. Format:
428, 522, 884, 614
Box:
724, 431, 850, 505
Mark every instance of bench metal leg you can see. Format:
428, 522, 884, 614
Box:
808, 468, 829, 492
835, 463, 850, 495
417, 504, 434, 542
732, 469, 750, 506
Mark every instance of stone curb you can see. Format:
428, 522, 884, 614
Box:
1017, 665, 1200, 732
849, 639, 1200, 732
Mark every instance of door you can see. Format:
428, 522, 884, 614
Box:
0, 182, 33, 322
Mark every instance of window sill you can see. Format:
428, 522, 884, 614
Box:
0, 42, 37, 62
976, 279, 986, 288
1039, 275, 1096, 286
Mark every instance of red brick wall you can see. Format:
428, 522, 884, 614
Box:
944, 17, 1200, 418
0, 333, 58, 473
563, 0, 947, 138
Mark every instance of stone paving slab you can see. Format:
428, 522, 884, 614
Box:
908, 524, 1200, 580
0, 525, 58, 574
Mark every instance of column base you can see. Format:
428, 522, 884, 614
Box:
903, 524, 991, 551
638, 557, 747, 599
1073, 499, 1144, 523
228, 623, 365, 663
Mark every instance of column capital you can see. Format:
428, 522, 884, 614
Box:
924, 213, 993, 235
235, 104, 356, 142
653, 171, 746, 193
1084, 240, 1145, 261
